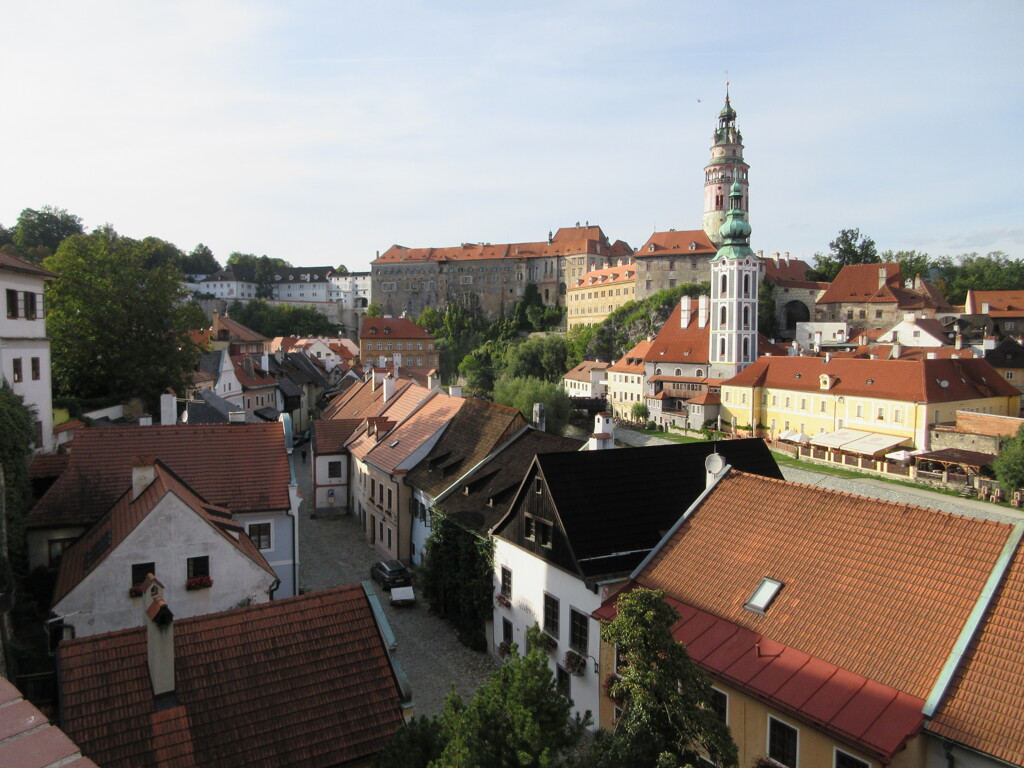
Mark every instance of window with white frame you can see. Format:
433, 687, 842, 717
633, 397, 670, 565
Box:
500, 566, 512, 598
247, 522, 272, 550
569, 608, 588, 653
543, 593, 559, 637
768, 716, 798, 768
834, 749, 869, 768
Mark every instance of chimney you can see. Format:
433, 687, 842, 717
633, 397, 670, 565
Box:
927, 352, 938, 359
982, 301, 990, 314
427, 369, 439, 390
132, 456, 156, 500
146, 595, 175, 698
783, 252, 790, 266
955, 333, 963, 350
228, 410, 246, 423
681, 295, 692, 326
532, 402, 546, 433
698, 295, 709, 328
448, 385, 463, 398
772, 252, 780, 266
814, 330, 822, 352
878, 266, 887, 289
892, 342, 902, 359
824, 352, 832, 363
160, 390, 176, 425
382, 374, 396, 402
139, 415, 153, 427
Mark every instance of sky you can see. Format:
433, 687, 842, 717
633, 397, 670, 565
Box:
2, 1, 1022, 272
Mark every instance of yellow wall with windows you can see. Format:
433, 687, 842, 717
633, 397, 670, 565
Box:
567, 281, 636, 330
606, 370, 645, 420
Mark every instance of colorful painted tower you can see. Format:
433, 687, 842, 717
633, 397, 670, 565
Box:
703, 84, 749, 246
708, 179, 763, 380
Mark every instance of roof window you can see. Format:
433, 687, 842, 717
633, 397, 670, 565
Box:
744, 578, 784, 614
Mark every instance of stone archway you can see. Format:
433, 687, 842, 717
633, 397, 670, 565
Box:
779, 299, 811, 336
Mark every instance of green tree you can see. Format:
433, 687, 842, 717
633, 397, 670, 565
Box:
493, 376, 571, 435
334, 263, 350, 275
881, 249, 932, 284
758, 279, 779, 339
365, 301, 384, 318
43, 231, 201, 408
565, 324, 599, 370
180, 243, 220, 275
593, 589, 738, 768
227, 300, 336, 337
458, 340, 508, 396
993, 425, 1024, 496
502, 336, 569, 383
418, 512, 494, 650
807, 228, 879, 282
631, 402, 648, 423
13, 206, 84, 259
0, 383, 35, 569
932, 251, 1024, 305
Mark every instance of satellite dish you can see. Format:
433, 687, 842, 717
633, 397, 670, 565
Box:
705, 453, 726, 477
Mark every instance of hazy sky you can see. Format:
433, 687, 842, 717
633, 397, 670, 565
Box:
2, 1, 1021, 271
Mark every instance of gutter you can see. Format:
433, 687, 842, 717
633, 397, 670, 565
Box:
362, 581, 413, 710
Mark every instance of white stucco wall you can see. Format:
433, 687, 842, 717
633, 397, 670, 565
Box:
314, 452, 348, 508
493, 539, 623, 729
54, 491, 277, 637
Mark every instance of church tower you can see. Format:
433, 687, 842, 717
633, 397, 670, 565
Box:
708, 179, 763, 380
703, 85, 749, 246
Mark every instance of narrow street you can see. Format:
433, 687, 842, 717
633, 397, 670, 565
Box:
290, 451, 497, 718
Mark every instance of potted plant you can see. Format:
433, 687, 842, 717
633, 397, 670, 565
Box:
186, 575, 214, 590
535, 631, 557, 653
563, 649, 587, 676
129, 585, 144, 598
497, 640, 511, 658
751, 758, 776, 768
603, 673, 624, 705
495, 591, 511, 608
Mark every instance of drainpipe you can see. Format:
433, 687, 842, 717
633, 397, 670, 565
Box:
943, 741, 954, 768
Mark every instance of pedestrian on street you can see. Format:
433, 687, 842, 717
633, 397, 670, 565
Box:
301, 449, 307, 463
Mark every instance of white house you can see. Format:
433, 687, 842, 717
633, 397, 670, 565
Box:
199, 267, 258, 301
1, 253, 56, 452
51, 460, 278, 638
561, 360, 609, 399
875, 313, 949, 347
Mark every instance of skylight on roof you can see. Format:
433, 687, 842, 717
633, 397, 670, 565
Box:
744, 578, 784, 614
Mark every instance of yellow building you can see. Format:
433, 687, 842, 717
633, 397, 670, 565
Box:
605, 338, 652, 421
566, 264, 637, 330
718, 355, 1020, 450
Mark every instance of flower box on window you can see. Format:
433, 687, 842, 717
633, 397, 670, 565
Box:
186, 575, 214, 590
129, 585, 144, 598
563, 649, 587, 676
603, 673, 624, 705
495, 592, 511, 609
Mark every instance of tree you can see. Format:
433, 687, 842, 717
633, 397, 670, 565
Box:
227, 300, 336, 337
0, 382, 35, 569
334, 263, 350, 275
502, 336, 569, 383
593, 588, 738, 768
43, 231, 201, 408
365, 301, 384, 318
631, 402, 648, 423
493, 377, 571, 435
758, 279, 779, 340
807, 228, 879, 282
418, 511, 494, 650
180, 243, 220, 275
881, 249, 932, 284
932, 251, 1024, 305
993, 425, 1024, 496
13, 206, 84, 258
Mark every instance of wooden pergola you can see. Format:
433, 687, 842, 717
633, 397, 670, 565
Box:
913, 448, 996, 476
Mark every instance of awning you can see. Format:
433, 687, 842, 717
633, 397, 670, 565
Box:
778, 430, 810, 444
885, 449, 915, 462
778, 429, 796, 441
809, 428, 874, 449
914, 448, 996, 471
841, 433, 909, 456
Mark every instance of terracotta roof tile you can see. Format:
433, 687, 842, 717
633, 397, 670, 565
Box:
58, 585, 406, 768
569, 265, 636, 290
607, 339, 653, 373
928, 543, 1024, 764
312, 419, 362, 453
562, 360, 610, 382
372, 226, 618, 265
364, 392, 464, 473
360, 317, 434, 340
634, 229, 716, 256
0, 677, 99, 768
215, 315, 268, 343
28, 424, 292, 530
636, 471, 1014, 700
968, 289, 1024, 312
817, 263, 951, 311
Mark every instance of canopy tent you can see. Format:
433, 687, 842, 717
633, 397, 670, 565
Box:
778, 430, 810, 444
809, 429, 874, 450
840, 433, 910, 457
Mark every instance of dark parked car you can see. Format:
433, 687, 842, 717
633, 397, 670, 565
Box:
370, 559, 412, 590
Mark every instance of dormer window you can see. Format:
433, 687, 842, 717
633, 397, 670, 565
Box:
689, 242, 697, 251
744, 578, 783, 614
648, 244, 655, 253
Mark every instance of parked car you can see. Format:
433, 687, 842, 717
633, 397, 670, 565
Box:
389, 585, 415, 607
370, 559, 412, 590
292, 430, 310, 447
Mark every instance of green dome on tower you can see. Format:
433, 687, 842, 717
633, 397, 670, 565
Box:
719, 96, 736, 121
714, 179, 755, 260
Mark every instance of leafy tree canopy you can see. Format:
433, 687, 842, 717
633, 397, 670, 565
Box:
334, 263, 350, 274
375, 627, 587, 768
43, 231, 201, 409
365, 301, 384, 318
225, 251, 291, 271
0, 382, 35, 569
993, 425, 1024, 496
226, 300, 337, 338
594, 588, 738, 768
180, 243, 220, 275
807, 228, 879, 282
932, 251, 1024, 305
493, 376, 571, 435
13, 206, 84, 258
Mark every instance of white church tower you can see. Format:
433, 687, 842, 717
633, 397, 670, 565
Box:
708, 179, 763, 380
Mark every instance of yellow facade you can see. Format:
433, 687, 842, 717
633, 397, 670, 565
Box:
606, 368, 645, 421
567, 270, 636, 330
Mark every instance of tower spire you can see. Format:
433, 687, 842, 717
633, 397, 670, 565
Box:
702, 85, 748, 246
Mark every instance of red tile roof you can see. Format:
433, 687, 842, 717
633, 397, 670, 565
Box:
321, 377, 418, 420
28, 424, 292, 530
562, 360, 610, 382
214, 314, 268, 343
363, 392, 464, 473
645, 301, 785, 364
817, 263, 951, 311
58, 585, 407, 768
613, 470, 1019, 760
230, 355, 276, 388
762, 256, 814, 283
29, 452, 70, 478
0, 677, 98, 768
634, 229, 716, 256
569, 265, 636, 290
608, 339, 653, 373
724, 355, 1020, 402
360, 317, 434, 341
312, 419, 363, 454
372, 225, 619, 264
52, 462, 275, 604
928, 543, 1024, 764
966, 289, 1024, 313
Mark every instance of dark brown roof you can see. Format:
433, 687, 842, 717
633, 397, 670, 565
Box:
436, 428, 583, 534
0, 250, 58, 279
405, 399, 527, 498
28, 424, 292, 530
58, 585, 407, 768
215, 314, 268, 343
0, 677, 98, 768
52, 462, 275, 604
914, 448, 996, 468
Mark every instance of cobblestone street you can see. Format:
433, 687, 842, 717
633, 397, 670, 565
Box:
291, 452, 497, 718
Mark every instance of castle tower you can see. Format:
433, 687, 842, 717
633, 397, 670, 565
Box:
703, 84, 749, 246
708, 179, 763, 380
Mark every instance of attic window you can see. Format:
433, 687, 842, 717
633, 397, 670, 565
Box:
370, 327, 378, 334
794, 373, 801, 379
744, 578, 783, 614
390, 440, 399, 448
866, 378, 875, 385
